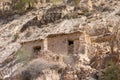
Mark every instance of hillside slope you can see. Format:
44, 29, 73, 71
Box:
0, 0, 120, 80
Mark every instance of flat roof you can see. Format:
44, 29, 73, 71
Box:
20, 38, 44, 44
47, 30, 83, 38
20, 30, 83, 44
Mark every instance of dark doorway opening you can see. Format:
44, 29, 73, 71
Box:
68, 40, 74, 46
68, 40, 74, 54
33, 46, 41, 55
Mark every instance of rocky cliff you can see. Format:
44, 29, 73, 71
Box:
0, 0, 120, 80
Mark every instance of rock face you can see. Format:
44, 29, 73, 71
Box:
0, 0, 120, 80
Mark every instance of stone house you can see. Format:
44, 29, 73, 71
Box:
20, 31, 86, 56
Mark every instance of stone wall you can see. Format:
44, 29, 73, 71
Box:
21, 32, 86, 56
47, 33, 84, 55
21, 40, 44, 55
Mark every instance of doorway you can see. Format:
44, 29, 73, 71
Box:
33, 46, 41, 55
68, 40, 74, 54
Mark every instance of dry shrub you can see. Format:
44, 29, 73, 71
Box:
19, 58, 65, 80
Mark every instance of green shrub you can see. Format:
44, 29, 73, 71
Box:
100, 61, 120, 80
13, 0, 35, 10
51, 0, 62, 5
73, 0, 80, 5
